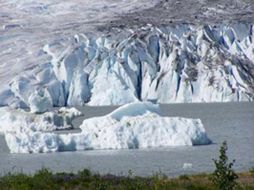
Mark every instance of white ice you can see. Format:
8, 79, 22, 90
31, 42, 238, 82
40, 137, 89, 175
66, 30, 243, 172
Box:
0, 107, 82, 134
2, 102, 211, 153
0, 24, 253, 110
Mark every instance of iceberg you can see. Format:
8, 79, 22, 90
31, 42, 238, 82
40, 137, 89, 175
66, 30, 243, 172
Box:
2, 102, 211, 153
0, 107, 82, 134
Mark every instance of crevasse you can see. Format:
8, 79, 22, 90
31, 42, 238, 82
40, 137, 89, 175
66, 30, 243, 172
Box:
0, 24, 253, 111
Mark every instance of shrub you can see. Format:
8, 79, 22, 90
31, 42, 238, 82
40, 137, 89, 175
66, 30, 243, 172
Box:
211, 141, 238, 190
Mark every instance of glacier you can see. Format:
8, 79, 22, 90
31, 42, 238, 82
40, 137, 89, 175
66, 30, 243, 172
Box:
1, 102, 211, 153
0, 24, 254, 110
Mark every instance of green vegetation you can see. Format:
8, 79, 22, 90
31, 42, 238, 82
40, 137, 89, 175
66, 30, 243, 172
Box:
0, 169, 253, 190
211, 141, 238, 190
0, 142, 253, 190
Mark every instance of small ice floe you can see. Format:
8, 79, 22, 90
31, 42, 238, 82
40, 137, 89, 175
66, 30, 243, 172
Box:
183, 163, 193, 170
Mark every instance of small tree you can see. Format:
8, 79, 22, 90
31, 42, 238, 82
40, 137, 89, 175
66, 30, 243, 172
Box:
211, 141, 238, 190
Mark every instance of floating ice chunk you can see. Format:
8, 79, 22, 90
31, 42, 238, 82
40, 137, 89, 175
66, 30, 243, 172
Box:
5, 132, 60, 154
4, 103, 211, 153
0, 107, 82, 134
80, 112, 211, 149
183, 163, 193, 170
58, 107, 83, 118
5, 113, 211, 153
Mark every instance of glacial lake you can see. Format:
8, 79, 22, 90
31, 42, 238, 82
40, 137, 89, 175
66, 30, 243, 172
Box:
0, 102, 253, 177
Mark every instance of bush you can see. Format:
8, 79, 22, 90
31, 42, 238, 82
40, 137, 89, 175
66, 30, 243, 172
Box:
249, 167, 254, 174
211, 141, 238, 190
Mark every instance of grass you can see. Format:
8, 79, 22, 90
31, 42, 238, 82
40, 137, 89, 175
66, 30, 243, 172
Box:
0, 168, 253, 190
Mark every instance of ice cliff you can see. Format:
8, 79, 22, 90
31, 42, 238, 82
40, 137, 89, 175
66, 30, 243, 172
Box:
1, 102, 211, 153
0, 24, 254, 110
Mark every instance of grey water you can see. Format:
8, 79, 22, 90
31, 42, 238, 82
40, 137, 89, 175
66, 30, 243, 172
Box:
0, 102, 253, 177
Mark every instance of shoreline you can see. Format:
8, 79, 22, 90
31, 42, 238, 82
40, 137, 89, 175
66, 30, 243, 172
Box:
1, 168, 253, 189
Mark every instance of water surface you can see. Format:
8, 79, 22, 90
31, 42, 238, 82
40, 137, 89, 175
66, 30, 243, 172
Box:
0, 102, 253, 176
